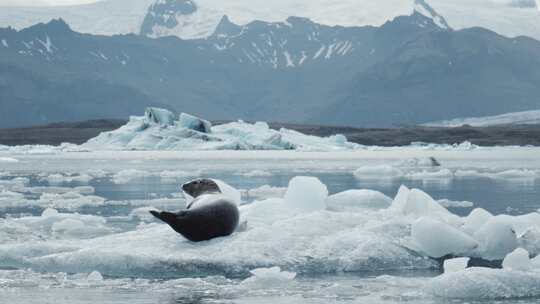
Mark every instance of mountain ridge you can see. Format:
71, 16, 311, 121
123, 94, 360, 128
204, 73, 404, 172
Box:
0, 0, 539, 41
1, 9, 540, 128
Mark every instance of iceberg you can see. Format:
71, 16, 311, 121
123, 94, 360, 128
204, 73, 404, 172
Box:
178, 113, 212, 133
83, 108, 360, 151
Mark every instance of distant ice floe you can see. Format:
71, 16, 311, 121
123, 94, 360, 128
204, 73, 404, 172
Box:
112, 168, 201, 184
354, 157, 540, 182
0, 157, 18, 163
83, 108, 360, 151
241, 185, 287, 199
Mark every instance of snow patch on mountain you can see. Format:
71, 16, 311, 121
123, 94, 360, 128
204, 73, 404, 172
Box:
3, 0, 539, 41
423, 110, 540, 127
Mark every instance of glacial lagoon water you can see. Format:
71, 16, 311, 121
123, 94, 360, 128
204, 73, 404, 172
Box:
0, 149, 540, 303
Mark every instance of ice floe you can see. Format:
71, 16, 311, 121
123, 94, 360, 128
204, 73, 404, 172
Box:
0, 157, 18, 163
241, 185, 287, 199
112, 169, 201, 184
326, 189, 392, 211
241, 267, 296, 288
427, 267, 540, 299
0, 173, 539, 301
354, 160, 540, 182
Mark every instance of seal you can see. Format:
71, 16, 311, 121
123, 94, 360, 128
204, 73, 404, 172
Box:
150, 179, 240, 242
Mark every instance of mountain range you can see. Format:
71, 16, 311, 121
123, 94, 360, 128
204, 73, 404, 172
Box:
1, 0, 540, 127
1, 0, 539, 41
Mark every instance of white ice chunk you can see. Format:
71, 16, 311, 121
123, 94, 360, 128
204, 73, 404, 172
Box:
443, 257, 470, 273
474, 218, 518, 260
242, 185, 287, 199
427, 268, 540, 299
354, 165, 404, 179
412, 217, 478, 258
389, 185, 410, 212
86, 270, 103, 282
236, 170, 272, 177
178, 112, 212, 133
112, 169, 151, 184
284, 176, 328, 211
502, 248, 531, 271
437, 199, 474, 208
0, 157, 18, 163
326, 189, 392, 211
462, 208, 493, 235
241, 267, 296, 287
393, 188, 459, 223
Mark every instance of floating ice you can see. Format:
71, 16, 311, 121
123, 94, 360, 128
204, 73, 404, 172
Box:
83, 108, 360, 151
22, 185, 95, 195
427, 268, 540, 299
0, 190, 27, 209
462, 208, 493, 235
43, 173, 94, 184
236, 170, 272, 177
391, 187, 458, 223
0, 157, 18, 163
455, 169, 540, 180
113, 169, 201, 184
159, 170, 202, 181
443, 257, 470, 273
353, 165, 404, 179
241, 267, 296, 287
473, 218, 518, 261
405, 169, 454, 180
87, 270, 104, 282
37, 192, 106, 210
502, 248, 531, 271
112, 169, 151, 184
241, 185, 287, 199
0, 208, 112, 243
284, 176, 328, 211
437, 199, 474, 208
411, 217, 478, 258
326, 189, 392, 211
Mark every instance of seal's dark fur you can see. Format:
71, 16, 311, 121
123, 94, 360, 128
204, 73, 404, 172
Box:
150, 179, 239, 242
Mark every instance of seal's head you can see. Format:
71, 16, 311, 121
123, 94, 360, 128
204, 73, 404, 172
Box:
182, 179, 221, 198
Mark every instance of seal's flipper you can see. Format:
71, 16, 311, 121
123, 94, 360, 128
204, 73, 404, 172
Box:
149, 211, 177, 223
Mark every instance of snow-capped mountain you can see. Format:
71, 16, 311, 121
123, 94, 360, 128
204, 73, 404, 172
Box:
2, 8, 540, 128
423, 110, 540, 127
0, 0, 539, 41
